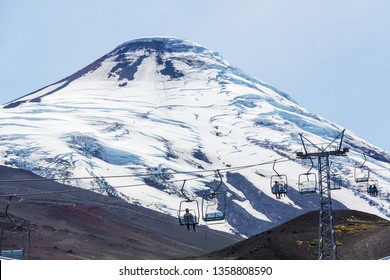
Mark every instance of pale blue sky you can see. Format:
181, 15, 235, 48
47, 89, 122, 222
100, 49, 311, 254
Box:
1, 0, 390, 151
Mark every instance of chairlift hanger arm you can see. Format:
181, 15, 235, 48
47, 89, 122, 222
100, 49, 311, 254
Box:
180, 180, 191, 201
5, 196, 17, 227
213, 170, 223, 194
300, 158, 315, 180
272, 160, 280, 176
307, 157, 314, 174
359, 153, 367, 168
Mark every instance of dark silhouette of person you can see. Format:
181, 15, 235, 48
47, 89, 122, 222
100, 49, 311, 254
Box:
368, 185, 374, 195
273, 181, 281, 199
183, 208, 196, 232
279, 182, 286, 197
373, 185, 378, 197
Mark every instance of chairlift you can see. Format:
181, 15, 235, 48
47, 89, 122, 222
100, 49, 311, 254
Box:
329, 174, 343, 190
298, 157, 317, 195
177, 181, 200, 227
354, 154, 370, 183
356, 181, 368, 191
329, 163, 343, 190
202, 170, 227, 223
270, 160, 288, 198
0, 196, 31, 260
298, 174, 317, 195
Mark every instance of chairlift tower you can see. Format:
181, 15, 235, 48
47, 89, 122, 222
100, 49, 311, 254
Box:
296, 129, 349, 260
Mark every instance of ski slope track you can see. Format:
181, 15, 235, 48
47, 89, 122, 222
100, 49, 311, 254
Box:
1, 37, 390, 237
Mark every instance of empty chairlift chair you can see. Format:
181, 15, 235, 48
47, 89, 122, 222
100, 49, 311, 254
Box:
298, 173, 317, 194
329, 174, 343, 190
354, 154, 370, 183
329, 163, 343, 191
202, 170, 227, 223
202, 193, 226, 222
0, 227, 29, 260
354, 166, 370, 183
298, 157, 318, 195
0, 196, 31, 260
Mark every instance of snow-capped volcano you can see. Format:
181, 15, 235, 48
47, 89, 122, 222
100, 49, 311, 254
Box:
1, 37, 390, 236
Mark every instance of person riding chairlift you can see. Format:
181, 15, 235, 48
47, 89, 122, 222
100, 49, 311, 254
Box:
183, 208, 196, 232
372, 185, 378, 197
273, 181, 281, 199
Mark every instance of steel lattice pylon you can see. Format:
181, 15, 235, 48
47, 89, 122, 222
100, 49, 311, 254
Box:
317, 154, 336, 259
296, 130, 348, 260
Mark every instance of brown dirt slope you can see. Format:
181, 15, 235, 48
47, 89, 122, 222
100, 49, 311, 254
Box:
0, 165, 242, 260
203, 210, 390, 260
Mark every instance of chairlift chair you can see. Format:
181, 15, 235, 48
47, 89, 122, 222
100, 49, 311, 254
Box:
202, 170, 227, 223
0, 196, 31, 259
202, 192, 226, 222
354, 166, 370, 183
271, 175, 288, 194
0, 227, 30, 260
356, 181, 368, 191
354, 154, 370, 183
270, 161, 288, 196
297, 157, 317, 195
329, 174, 343, 190
298, 172, 317, 194
178, 205, 199, 226
329, 163, 343, 190
177, 181, 200, 226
